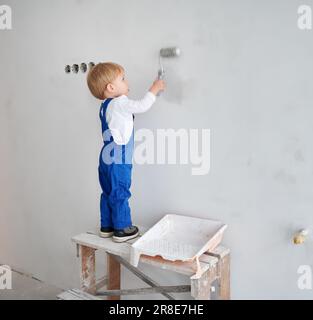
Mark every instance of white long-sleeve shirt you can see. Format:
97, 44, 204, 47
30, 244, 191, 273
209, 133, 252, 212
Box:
103, 91, 156, 145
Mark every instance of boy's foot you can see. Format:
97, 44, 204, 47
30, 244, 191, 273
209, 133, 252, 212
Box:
99, 227, 114, 238
112, 226, 139, 243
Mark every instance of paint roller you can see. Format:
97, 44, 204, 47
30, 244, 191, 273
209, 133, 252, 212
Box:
157, 47, 181, 95
158, 47, 181, 79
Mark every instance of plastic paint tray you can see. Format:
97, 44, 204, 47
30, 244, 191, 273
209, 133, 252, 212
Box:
130, 214, 227, 269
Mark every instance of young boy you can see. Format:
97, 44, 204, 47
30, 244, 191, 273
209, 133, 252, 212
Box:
87, 62, 165, 242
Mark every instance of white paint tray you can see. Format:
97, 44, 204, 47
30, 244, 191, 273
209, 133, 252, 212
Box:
130, 214, 227, 269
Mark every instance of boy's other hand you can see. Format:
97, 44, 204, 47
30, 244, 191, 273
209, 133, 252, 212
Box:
149, 79, 166, 96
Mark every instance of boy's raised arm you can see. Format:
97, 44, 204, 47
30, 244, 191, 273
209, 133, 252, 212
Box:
117, 79, 166, 114
118, 92, 156, 114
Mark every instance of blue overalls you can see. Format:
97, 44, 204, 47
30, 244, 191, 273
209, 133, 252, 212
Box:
98, 98, 134, 230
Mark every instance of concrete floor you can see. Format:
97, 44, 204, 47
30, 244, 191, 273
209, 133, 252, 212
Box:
0, 270, 62, 300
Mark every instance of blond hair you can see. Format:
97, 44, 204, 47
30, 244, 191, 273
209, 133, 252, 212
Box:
87, 62, 124, 100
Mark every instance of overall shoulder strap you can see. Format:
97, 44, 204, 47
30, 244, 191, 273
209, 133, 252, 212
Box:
99, 98, 113, 121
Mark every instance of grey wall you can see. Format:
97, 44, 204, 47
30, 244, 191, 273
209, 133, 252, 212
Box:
1, 0, 313, 299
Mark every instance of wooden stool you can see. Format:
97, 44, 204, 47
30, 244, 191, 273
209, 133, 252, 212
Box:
71, 229, 230, 300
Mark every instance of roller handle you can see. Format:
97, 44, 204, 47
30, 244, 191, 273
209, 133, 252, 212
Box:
157, 69, 165, 96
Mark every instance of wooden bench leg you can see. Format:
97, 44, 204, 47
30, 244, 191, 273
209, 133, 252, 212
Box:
206, 247, 231, 300
190, 266, 216, 300
106, 253, 121, 300
80, 245, 96, 295
218, 253, 230, 300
